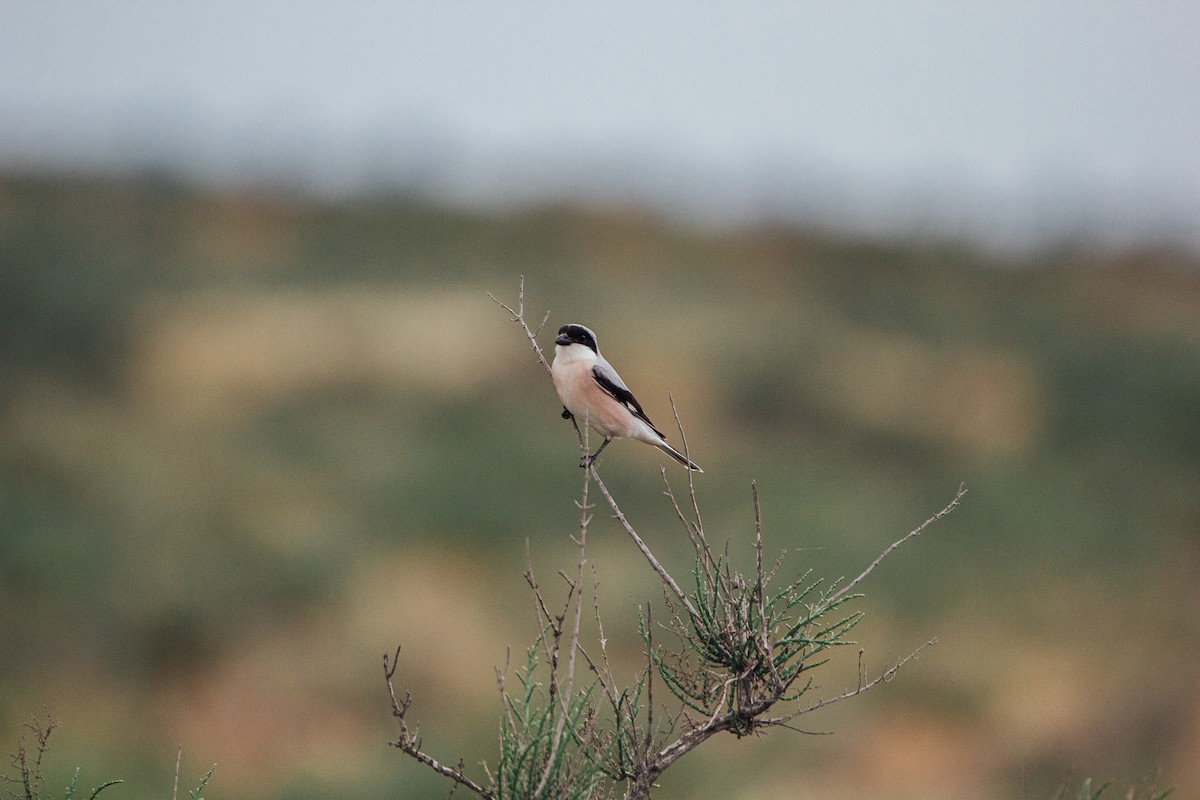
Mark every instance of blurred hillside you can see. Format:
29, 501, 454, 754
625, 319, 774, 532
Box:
1, 169, 1198, 799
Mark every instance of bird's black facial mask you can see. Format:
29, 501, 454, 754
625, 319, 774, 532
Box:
555, 324, 598, 352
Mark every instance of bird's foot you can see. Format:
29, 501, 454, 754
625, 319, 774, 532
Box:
579, 438, 610, 468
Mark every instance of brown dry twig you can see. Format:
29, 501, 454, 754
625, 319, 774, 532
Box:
384, 646, 494, 799
488, 275, 552, 375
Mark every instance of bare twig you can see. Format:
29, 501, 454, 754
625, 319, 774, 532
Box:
661, 471, 720, 589
531, 458, 593, 798
589, 465, 700, 622
790, 639, 937, 718
752, 482, 783, 690
487, 275, 552, 375
384, 647, 494, 799
589, 566, 619, 707
524, 547, 562, 692
494, 646, 518, 736
643, 604, 656, 759
668, 394, 704, 538
825, 483, 967, 608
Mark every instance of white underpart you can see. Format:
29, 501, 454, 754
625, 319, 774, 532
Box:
552, 343, 657, 442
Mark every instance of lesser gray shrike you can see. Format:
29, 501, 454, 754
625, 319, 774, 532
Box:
551, 323, 703, 472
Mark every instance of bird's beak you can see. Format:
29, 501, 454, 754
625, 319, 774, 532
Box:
554, 333, 572, 346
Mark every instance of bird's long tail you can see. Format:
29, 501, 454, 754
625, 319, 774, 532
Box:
654, 438, 703, 473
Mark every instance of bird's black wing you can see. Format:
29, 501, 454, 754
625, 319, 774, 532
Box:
591, 364, 665, 438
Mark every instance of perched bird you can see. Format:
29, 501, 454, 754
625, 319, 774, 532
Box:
551, 323, 702, 472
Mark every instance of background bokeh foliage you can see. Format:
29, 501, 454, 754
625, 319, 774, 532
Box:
1, 170, 1197, 799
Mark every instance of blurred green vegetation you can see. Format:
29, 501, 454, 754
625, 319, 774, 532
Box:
1, 170, 1197, 799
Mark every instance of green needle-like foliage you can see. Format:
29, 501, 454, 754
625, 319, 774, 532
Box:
494, 637, 608, 800
647, 552, 866, 731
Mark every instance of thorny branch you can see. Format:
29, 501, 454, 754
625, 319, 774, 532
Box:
488, 275, 553, 376
1, 712, 124, 800
529, 460, 593, 799
588, 466, 698, 621
824, 482, 967, 609
385, 281, 965, 799
384, 646, 494, 800
1, 712, 57, 800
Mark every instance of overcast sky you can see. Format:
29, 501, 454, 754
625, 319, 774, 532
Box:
3, 2, 1198, 248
